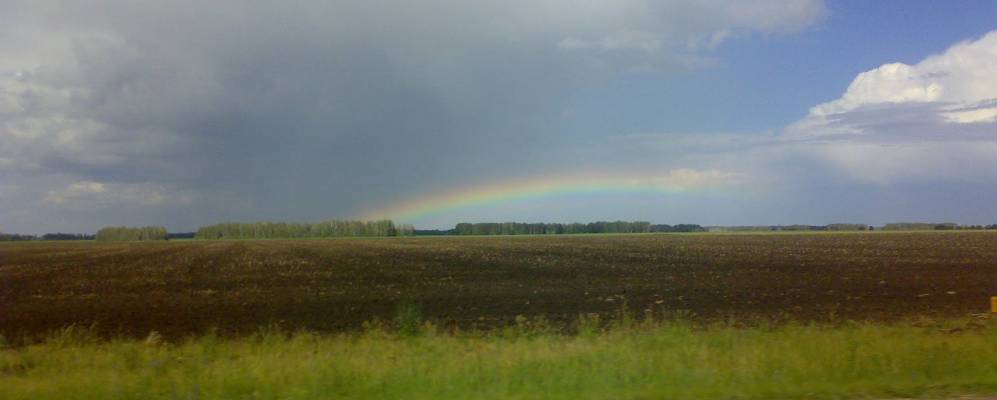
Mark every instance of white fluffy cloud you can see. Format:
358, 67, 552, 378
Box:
814, 31, 995, 114
601, 31, 997, 190
792, 31, 997, 132
784, 30, 997, 183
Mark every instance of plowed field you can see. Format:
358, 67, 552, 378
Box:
3, 231, 996, 338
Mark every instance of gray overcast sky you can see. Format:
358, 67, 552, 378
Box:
2, 0, 997, 233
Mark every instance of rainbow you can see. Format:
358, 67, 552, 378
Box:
360, 169, 739, 222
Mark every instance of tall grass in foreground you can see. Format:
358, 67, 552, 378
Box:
3, 318, 997, 399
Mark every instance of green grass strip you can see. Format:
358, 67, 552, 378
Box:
3, 320, 997, 399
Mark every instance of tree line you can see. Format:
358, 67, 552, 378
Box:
194, 220, 415, 239
710, 224, 872, 232
452, 221, 707, 235
882, 222, 958, 231
95, 226, 169, 242
4, 220, 997, 242
0, 233, 95, 241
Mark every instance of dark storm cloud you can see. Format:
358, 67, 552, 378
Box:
0, 0, 826, 233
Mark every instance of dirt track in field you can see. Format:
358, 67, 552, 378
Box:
3, 232, 997, 338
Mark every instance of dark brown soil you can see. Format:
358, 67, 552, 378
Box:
3, 231, 997, 338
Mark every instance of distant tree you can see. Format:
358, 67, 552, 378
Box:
0, 232, 36, 241
670, 224, 706, 233
413, 229, 454, 236
41, 233, 94, 241
453, 221, 677, 235
826, 224, 868, 231
883, 223, 937, 231
195, 219, 409, 240
650, 224, 672, 232
395, 224, 415, 236
95, 226, 168, 242
708, 226, 771, 232
454, 223, 473, 235
881, 222, 965, 231
934, 223, 958, 230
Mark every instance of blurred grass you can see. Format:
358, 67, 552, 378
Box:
3, 317, 997, 399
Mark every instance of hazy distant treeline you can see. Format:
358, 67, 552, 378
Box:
825, 224, 872, 231
3, 221, 996, 242
0, 233, 96, 241
882, 222, 960, 230
95, 226, 169, 242
195, 220, 415, 239
707, 223, 997, 232
709, 224, 872, 232
0, 233, 39, 241
452, 221, 707, 235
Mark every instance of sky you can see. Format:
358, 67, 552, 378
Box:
1, 0, 996, 234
